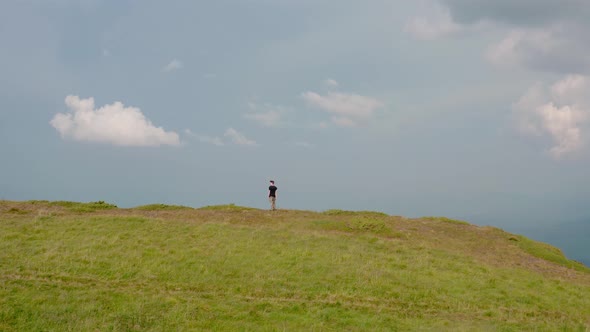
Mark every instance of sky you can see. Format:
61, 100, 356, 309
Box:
1, 1, 589, 263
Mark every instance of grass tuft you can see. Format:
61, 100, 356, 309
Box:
198, 203, 257, 211
26, 200, 50, 204
346, 217, 389, 234
511, 235, 590, 272
134, 204, 193, 211
49, 200, 118, 213
7, 208, 29, 215
421, 216, 470, 225
322, 209, 389, 218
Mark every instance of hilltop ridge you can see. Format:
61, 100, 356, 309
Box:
1, 200, 589, 330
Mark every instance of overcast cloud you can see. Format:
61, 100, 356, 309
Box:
513, 75, 590, 158
408, 0, 590, 157
441, 0, 590, 26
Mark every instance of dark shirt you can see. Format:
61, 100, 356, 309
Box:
268, 185, 277, 197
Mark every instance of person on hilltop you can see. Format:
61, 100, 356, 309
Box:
268, 180, 278, 211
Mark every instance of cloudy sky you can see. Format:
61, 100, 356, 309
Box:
1, 0, 589, 245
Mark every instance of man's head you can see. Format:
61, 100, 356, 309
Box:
270, 180, 275, 185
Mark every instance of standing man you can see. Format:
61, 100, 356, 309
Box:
268, 180, 278, 211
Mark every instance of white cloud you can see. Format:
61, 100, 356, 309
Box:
485, 30, 526, 67
162, 59, 183, 72
51, 95, 180, 147
186, 128, 257, 147
302, 92, 382, 118
550, 74, 590, 106
224, 128, 257, 146
185, 129, 224, 146
540, 104, 585, 157
244, 102, 289, 127
486, 25, 590, 74
244, 111, 281, 127
302, 91, 383, 127
513, 75, 590, 158
410, 1, 590, 158
323, 79, 339, 89
198, 135, 224, 146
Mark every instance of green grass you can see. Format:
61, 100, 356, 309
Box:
322, 209, 389, 218
198, 203, 257, 211
47, 200, 118, 213
511, 234, 589, 272
0, 201, 589, 331
134, 204, 193, 211
421, 216, 470, 225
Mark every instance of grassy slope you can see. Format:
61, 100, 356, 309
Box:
0, 201, 589, 331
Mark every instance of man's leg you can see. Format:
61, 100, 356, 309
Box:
271, 197, 276, 210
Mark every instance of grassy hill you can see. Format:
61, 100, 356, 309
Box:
512, 220, 590, 268
1, 200, 589, 331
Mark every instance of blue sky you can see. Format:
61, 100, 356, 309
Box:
1, 1, 589, 261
